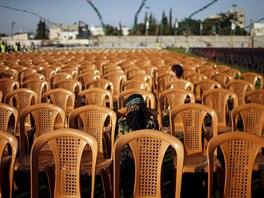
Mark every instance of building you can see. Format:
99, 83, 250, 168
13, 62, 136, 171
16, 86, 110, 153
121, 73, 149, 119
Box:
228, 8, 245, 29
251, 23, 264, 36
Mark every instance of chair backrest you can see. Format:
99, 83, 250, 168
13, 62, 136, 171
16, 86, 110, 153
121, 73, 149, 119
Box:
41, 88, 75, 116
19, 103, 65, 155
77, 72, 101, 89
170, 103, 218, 155
223, 68, 241, 79
0, 130, 18, 198
0, 103, 18, 134
194, 79, 222, 102
240, 72, 263, 89
69, 105, 117, 159
227, 79, 254, 105
5, 88, 38, 117
0, 78, 20, 102
207, 131, 264, 198
231, 103, 264, 136
113, 129, 184, 198
118, 88, 156, 110
202, 88, 238, 129
121, 79, 151, 92
23, 79, 50, 103
211, 73, 233, 88
86, 79, 114, 96
158, 88, 195, 128
57, 79, 82, 95
79, 87, 113, 109
166, 79, 194, 92
245, 89, 264, 104
50, 72, 72, 89
30, 128, 98, 198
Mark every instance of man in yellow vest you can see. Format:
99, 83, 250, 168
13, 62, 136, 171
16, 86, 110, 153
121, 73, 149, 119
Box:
1, 41, 6, 53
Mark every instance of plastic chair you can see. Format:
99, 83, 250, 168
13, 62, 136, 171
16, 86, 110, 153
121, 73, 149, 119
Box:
117, 88, 156, 110
170, 103, 220, 174
202, 88, 238, 134
166, 79, 194, 92
41, 88, 75, 124
15, 103, 65, 195
128, 73, 154, 92
158, 88, 195, 130
211, 72, 233, 88
23, 79, 50, 103
69, 105, 117, 198
240, 72, 263, 89
245, 89, 264, 104
38, 68, 56, 84
194, 79, 222, 103
0, 78, 20, 102
0, 130, 18, 198
207, 132, 264, 198
223, 68, 241, 79
86, 79, 114, 96
77, 72, 101, 89
50, 72, 72, 89
113, 129, 184, 198
104, 72, 127, 102
78, 87, 113, 109
121, 79, 151, 92
227, 79, 255, 105
0, 103, 18, 135
30, 128, 98, 198
56, 79, 82, 95
22, 73, 45, 82
5, 88, 38, 136
0, 90, 2, 102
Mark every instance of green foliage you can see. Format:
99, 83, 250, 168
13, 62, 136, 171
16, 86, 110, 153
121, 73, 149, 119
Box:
34, 20, 48, 40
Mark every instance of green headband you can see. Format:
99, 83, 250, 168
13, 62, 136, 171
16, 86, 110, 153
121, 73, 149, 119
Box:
126, 97, 145, 108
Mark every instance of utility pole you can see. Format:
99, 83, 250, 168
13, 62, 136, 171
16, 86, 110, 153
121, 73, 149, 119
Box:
11, 21, 15, 39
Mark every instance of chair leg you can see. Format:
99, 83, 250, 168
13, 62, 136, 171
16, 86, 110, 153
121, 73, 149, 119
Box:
100, 165, 113, 198
45, 166, 55, 198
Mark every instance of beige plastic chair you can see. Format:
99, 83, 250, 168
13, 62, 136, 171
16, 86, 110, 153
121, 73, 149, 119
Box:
184, 72, 207, 83
211, 72, 233, 88
215, 65, 231, 73
50, 72, 72, 89
104, 72, 127, 102
23, 79, 50, 103
30, 128, 98, 198
86, 78, 114, 96
15, 103, 65, 195
41, 88, 75, 123
0, 130, 18, 198
77, 72, 101, 89
207, 131, 264, 198
78, 87, 114, 109
158, 88, 195, 130
240, 72, 263, 89
57, 79, 82, 95
69, 105, 117, 198
202, 88, 238, 134
117, 88, 156, 110
22, 73, 45, 82
227, 79, 254, 105
18, 68, 37, 86
155, 72, 175, 96
245, 89, 264, 104
0, 103, 18, 135
166, 79, 194, 92
121, 79, 151, 92
170, 103, 220, 173
38, 68, 56, 83
0, 90, 2, 103
223, 68, 241, 79
5, 88, 38, 136
113, 129, 184, 198
0, 78, 20, 102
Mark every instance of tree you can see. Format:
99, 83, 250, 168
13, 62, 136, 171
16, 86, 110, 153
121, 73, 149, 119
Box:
35, 20, 48, 39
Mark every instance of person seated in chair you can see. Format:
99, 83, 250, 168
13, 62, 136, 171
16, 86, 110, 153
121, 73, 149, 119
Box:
116, 93, 158, 139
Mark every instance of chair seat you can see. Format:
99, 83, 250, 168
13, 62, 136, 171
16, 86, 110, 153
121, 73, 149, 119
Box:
182, 153, 221, 173
14, 152, 54, 172
80, 152, 112, 175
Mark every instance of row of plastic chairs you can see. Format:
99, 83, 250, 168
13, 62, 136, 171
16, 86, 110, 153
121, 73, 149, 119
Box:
1, 126, 263, 197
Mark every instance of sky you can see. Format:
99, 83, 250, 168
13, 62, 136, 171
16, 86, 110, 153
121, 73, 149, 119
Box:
0, 0, 263, 35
